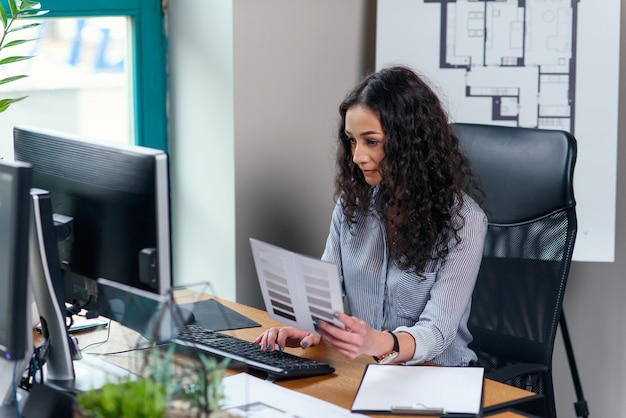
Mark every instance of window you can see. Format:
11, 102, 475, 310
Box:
0, 0, 167, 152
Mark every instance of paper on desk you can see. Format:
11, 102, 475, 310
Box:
221, 372, 366, 417
249, 238, 345, 335
351, 364, 484, 415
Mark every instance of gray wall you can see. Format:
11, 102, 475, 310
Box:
168, 1, 621, 416
231, 0, 376, 308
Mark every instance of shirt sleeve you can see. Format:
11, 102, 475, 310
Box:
395, 197, 488, 365
321, 200, 343, 270
321, 201, 347, 304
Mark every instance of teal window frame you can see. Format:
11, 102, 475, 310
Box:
0, 0, 169, 151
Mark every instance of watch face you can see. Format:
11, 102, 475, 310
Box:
379, 351, 399, 364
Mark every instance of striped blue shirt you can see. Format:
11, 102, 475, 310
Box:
321, 193, 487, 366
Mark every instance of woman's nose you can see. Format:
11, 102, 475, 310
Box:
352, 144, 367, 164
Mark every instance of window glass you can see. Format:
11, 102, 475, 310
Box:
0, 0, 167, 158
0, 16, 132, 158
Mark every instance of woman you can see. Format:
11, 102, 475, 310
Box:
254, 65, 487, 367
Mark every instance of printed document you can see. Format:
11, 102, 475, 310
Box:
249, 238, 344, 335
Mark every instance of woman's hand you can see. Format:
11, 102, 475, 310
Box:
315, 312, 394, 360
253, 326, 320, 352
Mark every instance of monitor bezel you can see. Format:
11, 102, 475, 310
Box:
0, 160, 32, 361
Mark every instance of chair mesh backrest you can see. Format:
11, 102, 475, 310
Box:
452, 123, 577, 372
470, 209, 576, 367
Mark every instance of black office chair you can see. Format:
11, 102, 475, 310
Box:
453, 123, 587, 418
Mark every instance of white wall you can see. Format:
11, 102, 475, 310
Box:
168, 1, 622, 416
168, 2, 236, 299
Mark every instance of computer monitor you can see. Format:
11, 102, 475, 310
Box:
0, 160, 33, 405
14, 125, 172, 314
0, 160, 32, 361
13, 126, 172, 391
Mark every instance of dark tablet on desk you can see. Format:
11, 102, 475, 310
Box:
179, 299, 261, 331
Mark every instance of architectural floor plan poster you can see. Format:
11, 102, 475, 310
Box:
376, 0, 620, 262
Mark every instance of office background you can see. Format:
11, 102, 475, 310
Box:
168, 1, 622, 416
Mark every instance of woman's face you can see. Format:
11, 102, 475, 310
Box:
344, 105, 386, 186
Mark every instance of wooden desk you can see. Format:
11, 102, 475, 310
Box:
73, 296, 541, 417
485, 411, 541, 418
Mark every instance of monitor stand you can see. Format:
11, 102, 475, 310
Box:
26, 189, 137, 396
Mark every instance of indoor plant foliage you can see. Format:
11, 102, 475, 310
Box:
75, 343, 234, 418
74, 377, 168, 418
146, 343, 232, 417
0, 0, 48, 113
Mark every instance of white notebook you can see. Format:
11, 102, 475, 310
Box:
249, 238, 345, 335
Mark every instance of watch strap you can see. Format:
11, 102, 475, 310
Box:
373, 330, 399, 363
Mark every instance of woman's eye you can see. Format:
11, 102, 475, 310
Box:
367, 139, 380, 146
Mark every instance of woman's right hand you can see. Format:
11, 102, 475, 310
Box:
253, 326, 320, 352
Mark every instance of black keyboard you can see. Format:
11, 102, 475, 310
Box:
173, 325, 335, 380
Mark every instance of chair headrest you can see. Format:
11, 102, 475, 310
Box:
453, 123, 577, 224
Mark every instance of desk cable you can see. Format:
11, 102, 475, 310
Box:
78, 319, 113, 353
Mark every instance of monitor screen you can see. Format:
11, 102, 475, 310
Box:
0, 160, 32, 361
13, 126, 172, 315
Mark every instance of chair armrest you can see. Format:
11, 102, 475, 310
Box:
485, 363, 548, 384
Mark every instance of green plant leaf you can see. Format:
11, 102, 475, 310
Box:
0, 0, 47, 114
0, 96, 28, 113
1, 38, 37, 49
0, 55, 32, 64
16, 2, 46, 19
0, 5, 7, 29
8, 22, 41, 33
18, 10, 47, 18
18, 0, 42, 11
8, 0, 18, 17
77, 378, 167, 418
0, 74, 27, 85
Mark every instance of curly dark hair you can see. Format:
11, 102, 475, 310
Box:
335, 65, 477, 272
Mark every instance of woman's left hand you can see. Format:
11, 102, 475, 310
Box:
315, 312, 392, 360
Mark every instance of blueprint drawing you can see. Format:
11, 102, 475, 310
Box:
376, 0, 621, 262
428, 0, 577, 133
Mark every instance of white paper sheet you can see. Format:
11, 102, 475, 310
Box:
221, 372, 366, 417
249, 238, 345, 335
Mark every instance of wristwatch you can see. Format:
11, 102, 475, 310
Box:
374, 330, 399, 364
